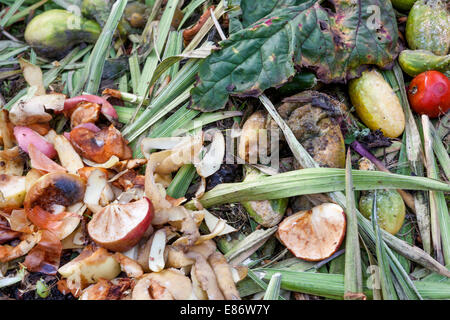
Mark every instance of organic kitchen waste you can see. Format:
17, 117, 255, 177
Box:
0, 0, 449, 301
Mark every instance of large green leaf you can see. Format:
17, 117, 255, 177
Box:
191, 0, 399, 111
241, 0, 307, 27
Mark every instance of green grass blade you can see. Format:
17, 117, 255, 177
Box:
263, 272, 282, 300
115, 105, 143, 123
257, 269, 450, 300
148, 104, 199, 138
4, 0, 48, 27
130, 103, 198, 158
0, 0, 25, 27
422, 115, 450, 265
247, 269, 286, 301
178, 0, 208, 30
176, 111, 243, 136
187, 168, 450, 208
122, 59, 200, 141
394, 135, 414, 272
344, 150, 364, 299
429, 122, 450, 180
136, 0, 180, 98
385, 247, 422, 300
256, 269, 369, 300
0, 46, 29, 61
166, 164, 197, 198
74, 0, 128, 95
372, 191, 398, 300
128, 47, 141, 94
225, 227, 278, 265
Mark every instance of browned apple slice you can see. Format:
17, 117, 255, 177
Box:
87, 197, 154, 252
277, 203, 346, 261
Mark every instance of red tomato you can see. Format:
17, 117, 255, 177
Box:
407, 71, 450, 118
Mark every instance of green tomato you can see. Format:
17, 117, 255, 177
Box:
359, 190, 406, 235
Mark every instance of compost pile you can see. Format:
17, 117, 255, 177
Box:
0, 0, 449, 301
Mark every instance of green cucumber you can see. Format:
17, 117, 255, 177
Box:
399, 50, 450, 77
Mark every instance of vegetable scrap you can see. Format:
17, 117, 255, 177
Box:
0, 0, 449, 301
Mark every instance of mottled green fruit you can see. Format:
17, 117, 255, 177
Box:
390, 0, 418, 11
241, 166, 288, 227
405, 0, 450, 56
399, 50, 450, 77
24, 9, 101, 58
359, 190, 406, 235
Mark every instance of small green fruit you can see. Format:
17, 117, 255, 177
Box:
24, 9, 101, 58
405, 0, 450, 56
359, 190, 406, 235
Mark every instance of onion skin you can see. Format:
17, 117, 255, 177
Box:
27, 206, 73, 231
64, 95, 118, 121
23, 229, 62, 275
13, 126, 57, 158
28, 144, 66, 173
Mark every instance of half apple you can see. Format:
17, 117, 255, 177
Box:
88, 197, 154, 252
277, 203, 346, 261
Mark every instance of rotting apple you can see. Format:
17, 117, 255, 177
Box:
24, 172, 86, 213
277, 203, 346, 261
87, 197, 154, 252
24, 172, 86, 238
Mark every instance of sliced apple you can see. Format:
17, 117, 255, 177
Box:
148, 228, 167, 272
58, 246, 121, 293
277, 203, 346, 261
87, 197, 154, 252
0, 175, 26, 209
